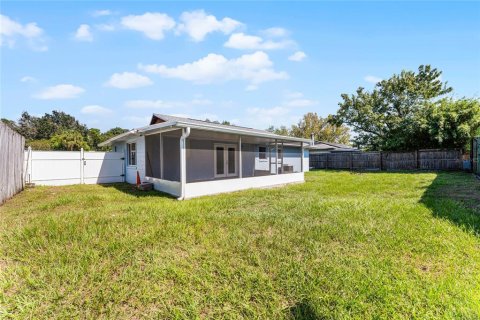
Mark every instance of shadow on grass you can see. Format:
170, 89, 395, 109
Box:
419, 172, 480, 236
99, 183, 176, 199
288, 301, 325, 320
313, 169, 480, 236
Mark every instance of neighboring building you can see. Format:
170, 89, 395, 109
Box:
100, 114, 311, 199
308, 141, 358, 154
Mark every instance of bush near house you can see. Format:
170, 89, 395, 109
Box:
1, 171, 479, 319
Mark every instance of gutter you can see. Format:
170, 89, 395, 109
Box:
177, 127, 191, 200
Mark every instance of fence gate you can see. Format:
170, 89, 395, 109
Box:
24, 148, 125, 186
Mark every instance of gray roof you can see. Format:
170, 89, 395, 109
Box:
151, 113, 282, 136
100, 113, 311, 146
308, 141, 358, 151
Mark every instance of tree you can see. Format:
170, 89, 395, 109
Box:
1, 118, 19, 132
87, 128, 102, 150
101, 127, 129, 141
17, 111, 39, 140
418, 98, 480, 149
331, 65, 454, 150
16, 111, 88, 141
291, 112, 350, 144
50, 130, 90, 151
267, 125, 290, 136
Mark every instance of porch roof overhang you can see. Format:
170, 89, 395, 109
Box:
99, 120, 312, 147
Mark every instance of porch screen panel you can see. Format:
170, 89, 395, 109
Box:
241, 143, 255, 177
162, 135, 180, 182
145, 134, 161, 178
228, 147, 236, 174
216, 146, 225, 175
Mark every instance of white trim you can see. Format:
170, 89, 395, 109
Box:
144, 176, 182, 197
184, 172, 304, 199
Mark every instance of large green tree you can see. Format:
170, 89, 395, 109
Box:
291, 112, 351, 144
331, 65, 459, 150
50, 130, 90, 151
417, 98, 480, 149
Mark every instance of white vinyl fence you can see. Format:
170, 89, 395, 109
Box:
24, 148, 125, 186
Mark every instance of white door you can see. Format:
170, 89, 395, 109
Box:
214, 144, 237, 178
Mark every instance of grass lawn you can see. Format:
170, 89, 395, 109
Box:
1, 171, 480, 319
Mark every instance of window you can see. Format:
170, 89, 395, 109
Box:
259, 146, 267, 160
128, 143, 137, 166
277, 147, 282, 159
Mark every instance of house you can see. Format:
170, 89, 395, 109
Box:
308, 141, 358, 154
99, 114, 312, 199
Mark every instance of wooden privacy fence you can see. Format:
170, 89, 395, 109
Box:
0, 121, 25, 204
310, 149, 463, 171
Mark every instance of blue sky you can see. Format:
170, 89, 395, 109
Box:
1, 1, 479, 131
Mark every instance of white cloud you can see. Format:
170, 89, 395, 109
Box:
34, 84, 85, 100
96, 24, 115, 32
125, 97, 213, 109
284, 98, 318, 107
92, 10, 112, 17
81, 105, 112, 115
247, 106, 290, 117
0, 14, 47, 51
125, 100, 172, 109
288, 51, 307, 62
105, 72, 153, 89
123, 115, 151, 126
224, 32, 292, 50
74, 24, 93, 42
177, 10, 242, 42
285, 91, 303, 99
283, 91, 317, 107
261, 27, 289, 38
20, 76, 36, 83
139, 51, 288, 89
121, 12, 175, 40
364, 75, 382, 84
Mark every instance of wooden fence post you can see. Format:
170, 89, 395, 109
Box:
415, 150, 419, 169
380, 152, 383, 171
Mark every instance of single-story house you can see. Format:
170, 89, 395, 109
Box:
308, 141, 358, 154
99, 114, 312, 199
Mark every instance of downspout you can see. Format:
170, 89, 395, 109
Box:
177, 127, 191, 200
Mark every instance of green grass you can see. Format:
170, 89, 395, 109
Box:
1, 171, 480, 319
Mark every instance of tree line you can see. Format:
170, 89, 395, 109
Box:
2, 65, 479, 152
269, 65, 480, 151
1, 111, 128, 151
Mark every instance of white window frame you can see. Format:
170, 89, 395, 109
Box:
127, 142, 137, 167
214, 143, 237, 178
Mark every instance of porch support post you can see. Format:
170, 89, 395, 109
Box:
275, 139, 278, 175
301, 141, 304, 172
160, 133, 163, 179
239, 136, 243, 178
281, 141, 284, 174
178, 127, 190, 200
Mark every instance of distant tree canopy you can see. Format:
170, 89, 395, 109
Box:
331, 65, 480, 151
3, 111, 128, 151
267, 112, 351, 145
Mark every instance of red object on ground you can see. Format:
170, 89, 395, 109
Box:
136, 171, 141, 186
